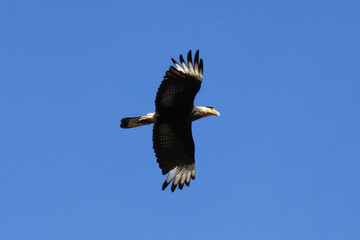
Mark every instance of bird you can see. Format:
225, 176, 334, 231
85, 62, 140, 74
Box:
120, 50, 220, 192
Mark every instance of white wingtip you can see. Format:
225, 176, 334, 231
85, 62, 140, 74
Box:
171, 50, 203, 81
162, 164, 195, 192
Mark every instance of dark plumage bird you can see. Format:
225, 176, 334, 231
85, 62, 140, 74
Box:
120, 50, 220, 192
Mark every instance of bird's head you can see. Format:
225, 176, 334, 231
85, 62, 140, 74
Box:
192, 106, 220, 121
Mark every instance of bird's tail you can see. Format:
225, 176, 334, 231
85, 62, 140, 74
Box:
120, 113, 156, 129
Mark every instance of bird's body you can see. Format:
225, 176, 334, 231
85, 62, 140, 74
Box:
120, 50, 219, 191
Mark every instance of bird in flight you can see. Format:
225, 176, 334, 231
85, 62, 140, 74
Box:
120, 50, 220, 192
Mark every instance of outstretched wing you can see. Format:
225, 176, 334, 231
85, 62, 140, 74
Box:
153, 122, 195, 191
153, 50, 203, 191
155, 50, 203, 114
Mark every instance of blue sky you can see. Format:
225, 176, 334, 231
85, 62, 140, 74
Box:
1, 0, 359, 239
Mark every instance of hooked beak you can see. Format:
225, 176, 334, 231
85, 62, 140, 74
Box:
211, 108, 220, 116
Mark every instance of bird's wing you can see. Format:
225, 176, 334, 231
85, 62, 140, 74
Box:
153, 122, 195, 192
155, 50, 203, 114
153, 50, 203, 191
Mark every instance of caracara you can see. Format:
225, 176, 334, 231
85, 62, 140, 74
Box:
120, 50, 220, 192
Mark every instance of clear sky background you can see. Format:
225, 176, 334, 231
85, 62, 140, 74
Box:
1, 0, 359, 239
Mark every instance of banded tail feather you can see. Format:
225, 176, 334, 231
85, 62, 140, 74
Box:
120, 113, 156, 128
